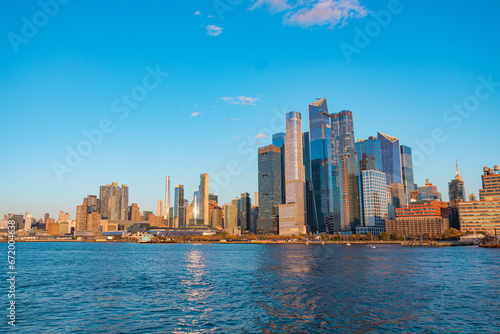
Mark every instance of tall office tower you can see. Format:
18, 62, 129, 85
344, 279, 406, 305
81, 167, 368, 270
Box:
240, 192, 251, 232
272, 132, 286, 148
174, 185, 185, 228
223, 203, 237, 233
164, 176, 170, 220
200, 173, 210, 225
308, 98, 333, 233
129, 203, 140, 221
192, 191, 202, 220
76, 203, 88, 231
418, 179, 442, 201
58, 211, 65, 222
449, 162, 466, 204
257, 145, 283, 234
272, 132, 286, 204
479, 165, 500, 201
254, 192, 258, 207
209, 194, 218, 204
356, 137, 383, 226
358, 170, 388, 234
400, 145, 416, 204
332, 110, 358, 233
232, 197, 241, 228
356, 137, 383, 172
378, 133, 402, 185
84, 195, 100, 213
250, 206, 258, 234
302, 132, 314, 228
44, 213, 49, 225
279, 111, 308, 235
99, 183, 128, 220
157, 199, 163, 217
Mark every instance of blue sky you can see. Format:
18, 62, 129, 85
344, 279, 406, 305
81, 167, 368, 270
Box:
1, 0, 499, 220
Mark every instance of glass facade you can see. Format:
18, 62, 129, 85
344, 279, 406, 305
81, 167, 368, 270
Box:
378, 132, 402, 185
272, 132, 285, 148
308, 98, 333, 233
355, 137, 382, 172
257, 145, 283, 234
361, 170, 388, 227
174, 185, 185, 228
303, 132, 314, 228
332, 110, 358, 233
400, 145, 416, 204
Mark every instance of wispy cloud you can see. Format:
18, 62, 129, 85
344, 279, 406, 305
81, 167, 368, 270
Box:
250, 141, 263, 146
255, 133, 268, 139
220, 96, 259, 106
250, 0, 368, 28
194, 10, 201, 15
206, 24, 223, 36
208, 14, 214, 18
191, 111, 202, 117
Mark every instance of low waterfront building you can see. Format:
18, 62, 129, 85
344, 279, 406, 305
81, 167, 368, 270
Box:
458, 200, 500, 235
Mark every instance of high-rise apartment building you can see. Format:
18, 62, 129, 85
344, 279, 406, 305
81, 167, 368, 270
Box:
84, 195, 100, 214
157, 199, 163, 217
129, 203, 140, 221
308, 98, 333, 233
174, 185, 185, 228
240, 192, 251, 232
201, 173, 210, 225
99, 183, 128, 220
257, 145, 283, 234
279, 111, 308, 235
165, 176, 170, 220
479, 165, 500, 201
357, 170, 388, 235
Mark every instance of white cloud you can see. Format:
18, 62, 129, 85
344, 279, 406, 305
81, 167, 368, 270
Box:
231, 118, 239, 121
194, 10, 201, 15
220, 96, 259, 106
208, 14, 214, 18
250, 0, 368, 28
206, 24, 223, 36
249, 0, 289, 13
191, 111, 202, 117
255, 133, 268, 139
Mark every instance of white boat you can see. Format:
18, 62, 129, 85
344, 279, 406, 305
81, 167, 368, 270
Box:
346, 242, 351, 246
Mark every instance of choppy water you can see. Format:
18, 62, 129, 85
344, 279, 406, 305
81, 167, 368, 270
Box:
7, 242, 500, 333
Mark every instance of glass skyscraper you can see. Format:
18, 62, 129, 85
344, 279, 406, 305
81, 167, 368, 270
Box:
174, 185, 185, 228
378, 132, 402, 185
400, 145, 416, 203
332, 110, 358, 233
257, 145, 283, 234
360, 170, 388, 228
308, 98, 333, 233
272, 132, 285, 148
355, 137, 382, 172
302, 132, 314, 228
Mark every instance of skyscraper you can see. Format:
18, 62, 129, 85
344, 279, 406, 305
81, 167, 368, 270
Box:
84, 195, 100, 214
200, 173, 210, 225
129, 203, 140, 221
378, 132, 402, 185
279, 111, 308, 235
449, 162, 466, 204
99, 183, 128, 220
157, 199, 163, 217
240, 192, 251, 232
356, 137, 382, 172
272, 132, 286, 148
164, 176, 170, 220
257, 145, 283, 234
400, 145, 416, 203
308, 98, 333, 233
418, 179, 442, 201
174, 185, 185, 228
357, 170, 388, 235
332, 110, 358, 233
303, 132, 314, 228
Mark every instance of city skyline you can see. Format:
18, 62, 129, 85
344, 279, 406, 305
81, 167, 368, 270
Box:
2, 1, 500, 218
